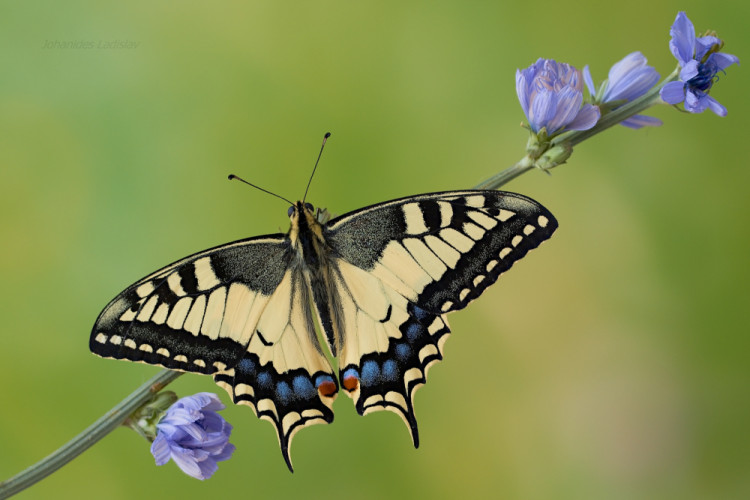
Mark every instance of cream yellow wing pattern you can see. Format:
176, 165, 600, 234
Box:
324, 190, 557, 446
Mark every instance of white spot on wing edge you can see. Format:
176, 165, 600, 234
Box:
385, 391, 408, 410
403, 367, 423, 386
282, 412, 302, 433
235, 382, 255, 398
301, 409, 324, 419
427, 316, 444, 335
95, 333, 108, 344
418, 344, 439, 363
511, 235, 523, 247
523, 224, 536, 235
538, 215, 549, 228
257, 398, 279, 419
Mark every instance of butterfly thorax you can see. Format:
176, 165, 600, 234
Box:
287, 201, 343, 355
287, 201, 329, 270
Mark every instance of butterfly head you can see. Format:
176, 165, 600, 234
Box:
287, 202, 315, 219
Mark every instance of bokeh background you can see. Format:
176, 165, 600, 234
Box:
1, 1, 747, 499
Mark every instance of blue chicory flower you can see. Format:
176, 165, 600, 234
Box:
583, 52, 662, 128
516, 58, 600, 136
660, 11, 739, 116
150, 392, 235, 480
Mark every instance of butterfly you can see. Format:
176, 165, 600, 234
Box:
90, 185, 557, 471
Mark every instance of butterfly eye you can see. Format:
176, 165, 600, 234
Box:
287, 206, 295, 217
305, 203, 314, 212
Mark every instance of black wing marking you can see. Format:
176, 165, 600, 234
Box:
325, 190, 557, 441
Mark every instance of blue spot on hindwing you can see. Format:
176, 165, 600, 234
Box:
406, 322, 422, 341
382, 359, 398, 381
237, 357, 257, 375
343, 367, 359, 380
257, 372, 272, 388
361, 360, 380, 385
276, 381, 292, 404
292, 375, 316, 399
395, 343, 411, 360
314, 373, 335, 388
412, 304, 430, 322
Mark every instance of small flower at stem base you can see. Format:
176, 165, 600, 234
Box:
659, 11, 739, 116
150, 392, 235, 480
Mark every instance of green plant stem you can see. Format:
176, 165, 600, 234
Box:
474, 154, 535, 189
0, 369, 182, 499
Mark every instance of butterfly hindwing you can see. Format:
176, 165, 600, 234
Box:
213, 268, 338, 471
331, 256, 450, 445
326, 190, 557, 441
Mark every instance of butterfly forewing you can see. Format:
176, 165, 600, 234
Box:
91, 236, 294, 373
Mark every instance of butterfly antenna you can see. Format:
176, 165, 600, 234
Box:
303, 132, 331, 203
228, 174, 295, 206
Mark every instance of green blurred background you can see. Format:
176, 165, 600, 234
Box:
1, 1, 747, 499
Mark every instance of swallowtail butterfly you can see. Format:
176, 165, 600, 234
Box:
90, 184, 557, 470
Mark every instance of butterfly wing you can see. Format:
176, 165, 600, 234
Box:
325, 190, 557, 443
90, 235, 338, 471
